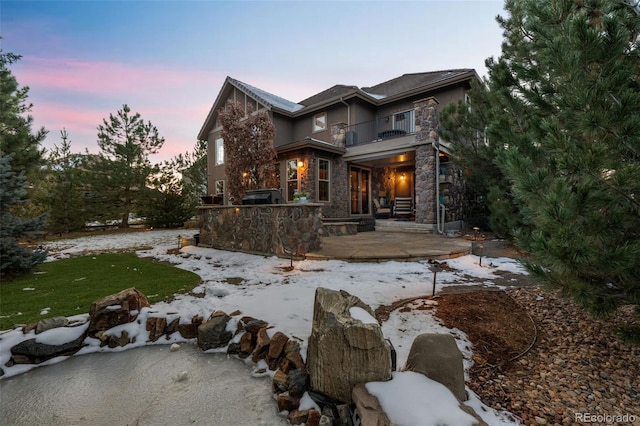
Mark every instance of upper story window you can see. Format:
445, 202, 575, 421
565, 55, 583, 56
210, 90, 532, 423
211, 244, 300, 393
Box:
318, 158, 330, 202
392, 109, 415, 133
215, 138, 224, 165
313, 112, 327, 132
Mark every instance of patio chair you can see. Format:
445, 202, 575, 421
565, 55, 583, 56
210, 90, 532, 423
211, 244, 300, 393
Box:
373, 199, 391, 218
393, 197, 413, 219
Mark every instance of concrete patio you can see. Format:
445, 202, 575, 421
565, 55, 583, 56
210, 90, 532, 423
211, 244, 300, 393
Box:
306, 225, 471, 262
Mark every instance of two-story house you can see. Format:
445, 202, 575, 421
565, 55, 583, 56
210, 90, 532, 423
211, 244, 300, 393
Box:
198, 69, 480, 231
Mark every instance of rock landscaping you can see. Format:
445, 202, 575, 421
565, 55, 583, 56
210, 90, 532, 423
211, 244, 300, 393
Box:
2, 285, 489, 425
436, 287, 640, 426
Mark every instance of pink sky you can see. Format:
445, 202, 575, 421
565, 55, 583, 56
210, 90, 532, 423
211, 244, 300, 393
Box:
17, 56, 334, 163
5, 1, 505, 165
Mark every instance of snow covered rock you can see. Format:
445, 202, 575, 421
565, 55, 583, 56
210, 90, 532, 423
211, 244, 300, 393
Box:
146, 317, 167, 342
10, 325, 88, 364
35, 316, 69, 334
177, 315, 202, 339
88, 288, 150, 336
197, 310, 232, 350
267, 331, 289, 369
352, 383, 392, 426
307, 288, 392, 403
404, 333, 466, 402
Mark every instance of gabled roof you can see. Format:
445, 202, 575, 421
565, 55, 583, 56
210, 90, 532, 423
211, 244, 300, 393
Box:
296, 69, 478, 111
362, 69, 476, 98
198, 76, 305, 140
198, 69, 479, 140
298, 85, 359, 106
228, 77, 304, 113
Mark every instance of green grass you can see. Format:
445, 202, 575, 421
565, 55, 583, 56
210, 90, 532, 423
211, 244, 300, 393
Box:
0, 253, 201, 331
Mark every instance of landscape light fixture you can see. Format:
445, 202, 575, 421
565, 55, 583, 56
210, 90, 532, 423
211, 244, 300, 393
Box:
428, 263, 443, 297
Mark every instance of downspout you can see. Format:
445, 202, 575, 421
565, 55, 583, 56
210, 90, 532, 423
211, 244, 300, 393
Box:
339, 97, 350, 126
435, 142, 445, 234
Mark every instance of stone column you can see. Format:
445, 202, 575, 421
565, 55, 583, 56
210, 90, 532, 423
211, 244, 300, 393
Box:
328, 122, 350, 217
413, 98, 439, 225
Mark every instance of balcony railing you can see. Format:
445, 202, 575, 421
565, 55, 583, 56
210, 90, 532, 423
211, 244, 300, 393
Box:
345, 110, 415, 147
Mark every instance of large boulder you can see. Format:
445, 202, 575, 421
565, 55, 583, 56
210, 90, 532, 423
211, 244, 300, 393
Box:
197, 311, 232, 350
404, 333, 466, 401
10, 325, 88, 364
307, 288, 392, 403
88, 288, 150, 336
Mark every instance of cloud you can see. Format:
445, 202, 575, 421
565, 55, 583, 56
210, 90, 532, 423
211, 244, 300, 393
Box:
19, 56, 223, 99
13, 56, 226, 162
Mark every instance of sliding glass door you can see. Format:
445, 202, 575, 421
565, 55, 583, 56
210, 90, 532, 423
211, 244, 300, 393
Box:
350, 166, 370, 215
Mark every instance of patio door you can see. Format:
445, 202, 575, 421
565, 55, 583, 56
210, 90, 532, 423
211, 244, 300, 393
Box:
350, 166, 370, 215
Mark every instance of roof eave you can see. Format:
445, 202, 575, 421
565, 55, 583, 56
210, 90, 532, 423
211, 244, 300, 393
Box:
276, 137, 346, 155
290, 89, 380, 117
377, 71, 479, 105
197, 77, 237, 141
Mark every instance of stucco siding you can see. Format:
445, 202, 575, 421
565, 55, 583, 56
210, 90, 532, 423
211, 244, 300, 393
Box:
291, 104, 348, 142
273, 114, 293, 147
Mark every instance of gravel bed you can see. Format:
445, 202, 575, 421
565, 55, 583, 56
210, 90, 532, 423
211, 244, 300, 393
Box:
470, 286, 640, 426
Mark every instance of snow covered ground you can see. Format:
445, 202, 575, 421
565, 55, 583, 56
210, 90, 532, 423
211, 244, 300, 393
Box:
2, 229, 527, 425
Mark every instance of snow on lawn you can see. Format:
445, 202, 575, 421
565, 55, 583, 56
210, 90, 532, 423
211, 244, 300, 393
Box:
1, 230, 525, 425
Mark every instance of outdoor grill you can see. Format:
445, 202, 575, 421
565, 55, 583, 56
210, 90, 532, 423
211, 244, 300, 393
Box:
241, 189, 284, 205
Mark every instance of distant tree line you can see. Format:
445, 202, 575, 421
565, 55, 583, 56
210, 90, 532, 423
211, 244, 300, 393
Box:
0, 46, 206, 278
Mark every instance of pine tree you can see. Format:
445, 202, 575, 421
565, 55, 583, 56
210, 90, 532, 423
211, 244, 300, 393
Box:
218, 101, 277, 204
46, 129, 90, 234
440, 79, 523, 236
94, 104, 164, 227
0, 48, 47, 179
0, 47, 48, 221
444, 0, 640, 330
142, 147, 206, 229
0, 153, 47, 278
174, 139, 208, 206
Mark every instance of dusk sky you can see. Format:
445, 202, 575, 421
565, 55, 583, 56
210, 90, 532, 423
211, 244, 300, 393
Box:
2, 1, 506, 163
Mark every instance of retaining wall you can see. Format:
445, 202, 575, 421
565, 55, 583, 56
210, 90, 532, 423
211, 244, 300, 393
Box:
198, 204, 323, 257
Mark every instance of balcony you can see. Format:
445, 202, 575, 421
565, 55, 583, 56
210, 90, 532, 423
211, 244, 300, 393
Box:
345, 110, 415, 147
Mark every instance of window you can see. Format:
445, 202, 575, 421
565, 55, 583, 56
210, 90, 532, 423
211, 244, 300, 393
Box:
392, 109, 415, 133
215, 180, 224, 195
215, 138, 224, 165
318, 158, 330, 202
312, 112, 327, 132
286, 159, 298, 201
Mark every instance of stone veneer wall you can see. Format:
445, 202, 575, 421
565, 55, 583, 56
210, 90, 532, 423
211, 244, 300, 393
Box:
372, 167, 396, 202
415, 145, 436, 224
413, 98, 440, 225
198, 204, 323, 257
439, 165, 466, 223
325, 122, 350, 218
325, 157, 349, 217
